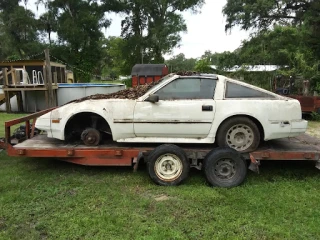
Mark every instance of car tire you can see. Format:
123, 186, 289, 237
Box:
217, 117, 260, 153
147, 144, 190, 186
203, 147, 247, 187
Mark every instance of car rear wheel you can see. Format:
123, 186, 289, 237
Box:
217, 117, 260, 153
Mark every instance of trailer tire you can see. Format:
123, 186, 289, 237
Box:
203, 147, 247, 188
147, 144, 190, 186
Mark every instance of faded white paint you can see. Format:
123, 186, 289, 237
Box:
36, 74, 308, 144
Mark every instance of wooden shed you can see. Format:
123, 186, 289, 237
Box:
131, 64, 168, 87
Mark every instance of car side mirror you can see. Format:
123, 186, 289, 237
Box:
146, 94, 159, 103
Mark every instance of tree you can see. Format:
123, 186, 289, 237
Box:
165, 53, 197, 72
200, 50, 225, 65
100, 36, 128, 78
215, 51, 240, 70
120, 0, 204, 69
223, 0, 320, 59
0, 0, 43, 59
39, 0, 111, 82
238, 26, 304, 66
36, 0, 58, 45
197, 50, 240, 71
223, 0, 313, 31
194, 59, 213, 73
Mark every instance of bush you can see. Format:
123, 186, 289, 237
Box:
311, 111, 320, 121
122, 78, 132, 88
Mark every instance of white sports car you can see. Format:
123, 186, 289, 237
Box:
36, 74, 308, 152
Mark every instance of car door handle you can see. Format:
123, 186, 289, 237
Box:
202, 105, 213, 111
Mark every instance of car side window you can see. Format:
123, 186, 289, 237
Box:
155, 78, 216, 100
225, 82, 276, 98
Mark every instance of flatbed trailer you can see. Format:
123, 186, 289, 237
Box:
1, 109, 320, 187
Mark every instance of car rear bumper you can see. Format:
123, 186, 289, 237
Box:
265, 119, 308, 140
289, 119, 308, 137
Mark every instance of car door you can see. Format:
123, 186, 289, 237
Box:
133, 77, 217, 138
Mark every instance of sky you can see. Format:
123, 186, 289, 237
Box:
27, 0, 251, 59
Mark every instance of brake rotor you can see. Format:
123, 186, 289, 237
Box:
81, 128, 101, 146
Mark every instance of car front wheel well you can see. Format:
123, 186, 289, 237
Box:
64, 112, 112, 142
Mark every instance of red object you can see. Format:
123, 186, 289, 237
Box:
132, 76, 138, 87
288, 95, 320, 113
272, 76, 320, 114
146, 77, 154, 84
131, 64, 169, 87
139, 77, 145, 85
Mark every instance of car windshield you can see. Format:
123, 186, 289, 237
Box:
144, 73, 176, 94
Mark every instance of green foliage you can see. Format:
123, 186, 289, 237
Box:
165, 53, 197, 72
237, 26, 318, 80
122, 77, 132, 88
223, 0, 314, 31
38, 0, 111, 82
216, 51, 240, 69
310, 74, 320, 94
311, 112, 320, 121
0, 1, 43, 59
120, 0, 204, 71
223, 0, 320, 80
199, 23, 319, 92
100, 36, 133, 76
201, 50, 217, 64
194, 59, 213, 73
0, 113, 28, 137
0, 0, 204, 80
195, 50, 240, 75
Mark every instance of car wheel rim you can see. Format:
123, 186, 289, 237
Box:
154, 154, 183, 181
226, 124, 254, 151
214, 158, 236, 180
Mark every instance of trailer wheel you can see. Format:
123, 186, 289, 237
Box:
147, 144, 190, 186
203, 147, 247, 188
81, 128, 101, 146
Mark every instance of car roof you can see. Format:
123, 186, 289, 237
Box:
176, 73, 219, 80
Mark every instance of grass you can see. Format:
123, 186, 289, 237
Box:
0, 113, 28, 137
306, 121, 320, 138
1, 114, 320, 239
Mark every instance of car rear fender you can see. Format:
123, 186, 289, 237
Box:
212, 114, 265, 140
